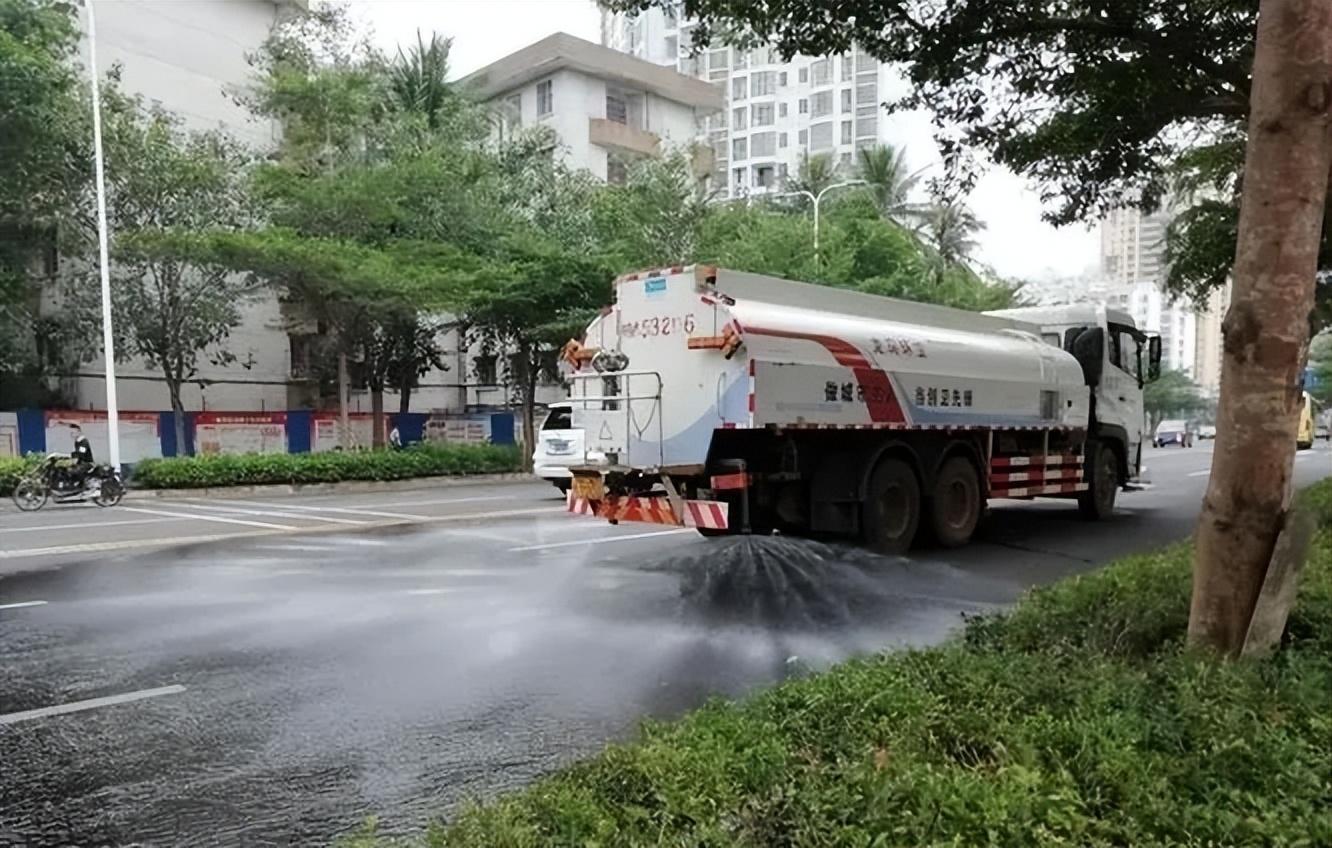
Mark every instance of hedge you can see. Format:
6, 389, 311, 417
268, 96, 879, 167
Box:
129, 443, 523, 490
346, 482, 1332, 847
0, 455, 40, 498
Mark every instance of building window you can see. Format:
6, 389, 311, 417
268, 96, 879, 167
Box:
809, 121, 833, 150
751, 70, 777, 96
734, 48, 748, 69
733, 167, 746, 188
779, 71, 788, 86
798, 98, 808, 114
811, 58, 831, 86
732, 137, 748, 160
710, 48, 730, 70
857, 53, 877, 72
857, 115, 878, 137
753, 164, 776, 188
536, 79, 553, 116
841, 55, 853, 80
752, 102, 774, 126
798, 128, 808, 146
811, 90, 833, 118
799, 66, 808, 83
856, 82, 877, 103
779, 132, 788, 148
665, 36, 678, 59
779, 102, 788, 118
732, 76, 748, 99
474, 354, 498, 385
751, 131, 776, 157
841, 120, 852, 144
607, 93, 628, 124
733, 106, 748, 130
841, 88, 852, 113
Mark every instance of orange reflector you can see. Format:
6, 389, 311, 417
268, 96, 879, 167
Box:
688, 336, 728, 350
711, 472, 750, 490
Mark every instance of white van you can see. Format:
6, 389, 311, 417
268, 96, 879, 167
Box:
532, 402, 583, 492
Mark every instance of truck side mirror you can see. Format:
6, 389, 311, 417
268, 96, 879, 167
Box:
1148, 336, 1162, 382
1071, 327, 1105, 386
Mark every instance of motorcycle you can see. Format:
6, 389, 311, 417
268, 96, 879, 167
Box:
11, 453, 126, 511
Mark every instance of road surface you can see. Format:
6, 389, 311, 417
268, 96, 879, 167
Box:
1, 444, 1326, 846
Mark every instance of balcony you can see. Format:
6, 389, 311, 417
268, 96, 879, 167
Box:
589, 117, 660, 157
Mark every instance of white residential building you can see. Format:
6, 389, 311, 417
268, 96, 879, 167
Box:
1105, 282, 1197, 377
600, 6, 897, 197
1100, 206, 1171, 287
462, 32, 722, 183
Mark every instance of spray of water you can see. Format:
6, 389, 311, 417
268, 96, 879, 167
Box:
671, 535, 899, 629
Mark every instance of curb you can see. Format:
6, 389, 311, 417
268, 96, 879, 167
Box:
124, 473, 541, 500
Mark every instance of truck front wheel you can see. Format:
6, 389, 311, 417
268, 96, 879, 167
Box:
862, 457, 920, 554
928, 456, 982, 548
1078, 442, 1119, 520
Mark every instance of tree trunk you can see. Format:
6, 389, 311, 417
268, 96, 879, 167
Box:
370, 382, 385, 449
1189, 0, 1332, 656
167, 377, 188, 457
520, 345, 537, 472
399, 373, 412, 415
337, 351, 350, 449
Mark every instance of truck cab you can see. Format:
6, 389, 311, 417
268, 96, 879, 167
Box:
987, 305, 1161, 487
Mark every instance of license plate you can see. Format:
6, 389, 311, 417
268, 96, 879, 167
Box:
572, 475, 604, 501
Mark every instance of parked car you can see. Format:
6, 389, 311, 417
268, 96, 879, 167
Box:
1198, 424, 1217, 440
532, 402, 583, 492
1154, 419, 1194, 447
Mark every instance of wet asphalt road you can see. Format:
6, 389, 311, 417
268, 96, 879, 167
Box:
1, 444, 1328, 846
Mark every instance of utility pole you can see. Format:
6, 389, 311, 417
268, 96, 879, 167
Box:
85, 0, 121, 469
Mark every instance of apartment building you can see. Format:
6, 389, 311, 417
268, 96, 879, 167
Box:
1100, 205, 1171, 288
461, 32, 722, 183
600, 5, 896, 197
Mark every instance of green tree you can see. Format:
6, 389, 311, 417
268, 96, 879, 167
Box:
64, 90, 258, 454
922, 200, 985, 282
0, 0, 84, 378
388, 31, 457, 130
784, 151, 838, 200
855, 144, 925, 226
1144, 369, 1203, 432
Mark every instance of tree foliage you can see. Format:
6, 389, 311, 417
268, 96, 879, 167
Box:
1144, 368, 1204, 431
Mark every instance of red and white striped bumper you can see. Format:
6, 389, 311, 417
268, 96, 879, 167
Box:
989, 453, 1088, 497
566, 492, 729, 530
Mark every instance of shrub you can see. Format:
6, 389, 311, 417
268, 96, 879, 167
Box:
0, 454, 41, 497
381, 480, 1332, 848
129, 443, 523, 490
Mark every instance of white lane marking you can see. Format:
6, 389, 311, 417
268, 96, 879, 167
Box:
510, 528, 695, 552
1188, 469, 1211, 477
405, 588, 457, 596
0, 507, 565, 560
120, 506, 295, 531
0, 684, 187, 726
0, 600, 48, 611
0, 517, 186, 535
169, 501, 365, 525
0, 533, 243, 560
188, 498, 423, 521
349, 495, 519, 510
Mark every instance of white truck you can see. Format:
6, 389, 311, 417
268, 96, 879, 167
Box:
561, 266, 1160, 553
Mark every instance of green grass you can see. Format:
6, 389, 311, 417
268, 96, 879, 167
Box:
128, 443, 523, 489
347, 482, 1332, 848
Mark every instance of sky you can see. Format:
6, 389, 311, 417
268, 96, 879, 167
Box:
353, 0, 1100, 283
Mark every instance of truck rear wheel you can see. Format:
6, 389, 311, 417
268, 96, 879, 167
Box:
928, 456, 981, 548
1078, 442, 1119, 520
861, 457, 920, 554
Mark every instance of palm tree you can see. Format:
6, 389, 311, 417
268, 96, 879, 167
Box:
784, 151, 838, 201
389, 31, 455, 128
924, 201, 985, 280
856, 144, 926, 225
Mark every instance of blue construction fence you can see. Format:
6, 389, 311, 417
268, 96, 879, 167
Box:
1, 409, 516, 462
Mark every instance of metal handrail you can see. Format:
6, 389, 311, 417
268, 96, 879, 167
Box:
568, 370, 665, 468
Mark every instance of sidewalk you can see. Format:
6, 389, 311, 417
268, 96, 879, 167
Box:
125, 472, 539, 501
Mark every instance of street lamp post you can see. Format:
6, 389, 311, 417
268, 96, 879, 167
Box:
767, 179, 867, 265
84, 0, 121, 469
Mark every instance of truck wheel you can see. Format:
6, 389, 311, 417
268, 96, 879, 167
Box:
1078, 443, 1119, 520
861, 457, 920, 554
928, 456, 981, 548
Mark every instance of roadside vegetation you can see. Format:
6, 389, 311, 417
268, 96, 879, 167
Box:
345, 480, 1332, 847
127, 443, 521, 490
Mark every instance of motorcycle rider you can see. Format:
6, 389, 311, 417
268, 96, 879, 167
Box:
64, 424, 95, 491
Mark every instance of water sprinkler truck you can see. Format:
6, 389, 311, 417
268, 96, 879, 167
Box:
560, 266, 1160, 553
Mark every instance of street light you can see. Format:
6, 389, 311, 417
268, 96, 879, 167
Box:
83, 0, 121, 469
767, 179, 867, 264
